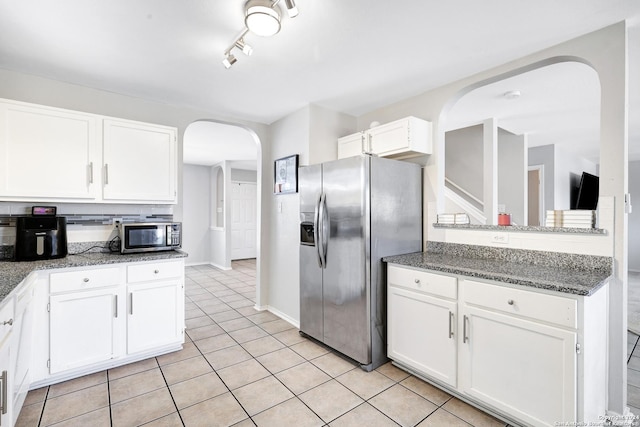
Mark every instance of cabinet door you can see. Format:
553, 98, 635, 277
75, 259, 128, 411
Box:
388, 285, 457, 387
49, 288, 121, 373
368, 117, 431, 158
0, 338, 11, 427
0, 101, 98, 200
127, 281, 183, 355
459, 305, 577, 426
0, 301, 13, 427
337, 132, 364, 159
103, 119, 177, 203
369, 119, 409, 155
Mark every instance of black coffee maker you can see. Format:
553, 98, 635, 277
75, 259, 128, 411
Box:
14, 216, 68, 261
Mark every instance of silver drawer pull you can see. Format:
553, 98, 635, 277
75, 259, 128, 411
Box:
2, 319, 12, 326
154, 269, 160, 274
414, 279, 420, 284
507, 299, 514, 305
83, 278, 90, 283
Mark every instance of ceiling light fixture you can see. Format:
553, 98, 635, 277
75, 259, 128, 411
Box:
221, 0, 299, 68
245, 0, 281, 37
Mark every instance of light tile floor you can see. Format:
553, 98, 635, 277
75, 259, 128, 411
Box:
16, 259, 518, 426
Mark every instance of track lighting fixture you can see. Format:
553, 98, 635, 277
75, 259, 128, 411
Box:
221, 0, 299, 68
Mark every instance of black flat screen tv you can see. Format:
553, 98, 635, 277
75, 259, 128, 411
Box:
575, 172, 599, 210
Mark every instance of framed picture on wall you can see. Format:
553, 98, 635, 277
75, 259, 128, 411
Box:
274, 154, 299, 194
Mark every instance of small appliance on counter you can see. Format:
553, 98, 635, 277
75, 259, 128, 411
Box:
14, 207, 68, 261
118, 222, 181, 254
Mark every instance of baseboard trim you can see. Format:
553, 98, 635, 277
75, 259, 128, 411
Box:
265, 306, 300, 329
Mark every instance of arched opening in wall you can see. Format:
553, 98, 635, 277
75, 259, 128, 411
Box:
182, 120, 262, 306
439, 59, 601, 227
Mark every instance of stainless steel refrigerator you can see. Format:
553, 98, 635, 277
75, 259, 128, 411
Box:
299, 154, 422, 371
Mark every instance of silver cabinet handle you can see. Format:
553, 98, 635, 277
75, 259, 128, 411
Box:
104, 163, 109, 185
463, 315, 469, 344
508, 299, 514, 305
448, 311, 454, 339
154, 269, 160, 274
0, 369, 7, 417
114, 295, 118, 318
130, 293, 133, 315
414, 279, 420, 284
88, 162, 94, 184
1, 319, 12, 326
83, 278, 90, 283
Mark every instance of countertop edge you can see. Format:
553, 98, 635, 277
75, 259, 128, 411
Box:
384, 252, 610, 297
0, 250, 188, 303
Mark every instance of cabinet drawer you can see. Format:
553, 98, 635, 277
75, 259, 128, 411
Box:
127, 261, 183, 283
388, 265, 457, 299
462, 279, 577, 329
50, 267, 121, 293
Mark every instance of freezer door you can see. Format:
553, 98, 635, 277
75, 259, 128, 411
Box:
321, 156, 370, 364
299, 164, 324, 342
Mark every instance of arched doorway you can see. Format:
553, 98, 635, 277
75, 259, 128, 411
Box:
182, 120, 263, 307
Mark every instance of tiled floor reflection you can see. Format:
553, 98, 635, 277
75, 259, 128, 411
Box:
17, 259, 514, 426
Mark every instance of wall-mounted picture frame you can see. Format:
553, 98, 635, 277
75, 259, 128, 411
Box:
274, 154, 299, 194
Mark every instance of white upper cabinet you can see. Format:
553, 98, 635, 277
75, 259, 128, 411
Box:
337, 132, 365, 159
337, 116, 432, 160
103, 119, 177, 203
0, 101, 99, 200
0, 98, 178, 204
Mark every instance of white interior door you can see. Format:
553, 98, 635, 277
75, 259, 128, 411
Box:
230, 182, 257, 260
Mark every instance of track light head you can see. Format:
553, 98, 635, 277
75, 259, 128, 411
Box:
283, 0, 299, 17
235, 39, 253, 56
222, 53, 237, 69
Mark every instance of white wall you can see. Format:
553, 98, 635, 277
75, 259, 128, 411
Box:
498, 128, 526, 225
182, 164, 211, 265
445, 125, 484, 202
264, 107, 310, 322
263, 104, 356, 323
630, 160, 640, 272
529, 144, 555, 214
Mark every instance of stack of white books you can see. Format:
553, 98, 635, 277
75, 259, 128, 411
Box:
545, 210, 596, 228
437, 212, 470, 225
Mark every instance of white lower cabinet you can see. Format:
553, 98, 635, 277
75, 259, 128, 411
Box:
387, 264, 608, 427
127, 281, 182, 354
0, 299, 14, 427
387, 265, 457, 387
126, 261, 184, 354
32, 259, 185, 388
49, 287, 122, 374
459, 305, 577, 425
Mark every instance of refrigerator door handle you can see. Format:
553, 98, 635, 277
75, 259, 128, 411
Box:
314, 194, 324, 268
319, 192, 328, 268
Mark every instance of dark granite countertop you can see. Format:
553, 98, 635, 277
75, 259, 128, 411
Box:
384, 246, 611, 296
0, 250, 188, 301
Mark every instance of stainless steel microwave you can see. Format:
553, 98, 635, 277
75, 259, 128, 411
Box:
118, 222, 181, 254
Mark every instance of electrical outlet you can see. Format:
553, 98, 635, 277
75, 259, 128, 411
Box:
491, 233, 509, 244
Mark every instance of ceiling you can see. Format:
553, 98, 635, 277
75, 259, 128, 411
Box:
0, 0, 639, 164
446, 62, 601, 163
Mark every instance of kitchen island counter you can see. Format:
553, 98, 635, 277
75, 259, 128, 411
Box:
384, 243, 612, 296
0, 250, 188, 301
